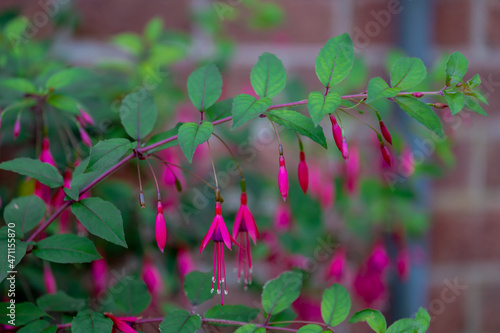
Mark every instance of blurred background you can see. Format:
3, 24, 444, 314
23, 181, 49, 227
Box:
0, 1, 498, 333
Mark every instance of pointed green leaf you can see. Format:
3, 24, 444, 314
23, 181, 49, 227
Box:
183, 271, 215, 306
187, 63, 222, 111
33, 234, 102, 263
64, 157, 100, 201
85, 138, 131, 173
0, 227, 27, 282
390, 57, 427, 90
119, 91, 158, 140
231, 94, 272, 129
71, 311, 113, 333
349, 309, 387, 333
144, 17, 163, 41
0, 302, 49, 326
17, 319, 52, 333
250, 52, 287, 98
297, 324, 324, 333
0, 158, 63, 188
235, 324, 266, 333
321, 283, 351, 327
4, 195, 45, 236
467, 73, 481, 89
113, 33, 143, 56
0, 78, 36, 93
395, 96, 444, 138
71, 197, 126, 247
464, 97, 487, 116
262, 271, 303, 315
415, 307, 430, 332
443, 91, 465, 115
445, 51, 468, 86
468, 90, 488, 104
267, 110, 327, 149
386, 318, 421, 333
307, 91, 341, 126
206, 98, 233, 121
178, 122, 214, 163
45, 68, 91, 90
205, 305, 259, 324
36, 291, 86, 312
147, 122, 182, 153
367, 77, 401, 104
315, 33, 354, 88
109, 277, 151, 315
47, 94, 80, 114
159, 310, 202, 333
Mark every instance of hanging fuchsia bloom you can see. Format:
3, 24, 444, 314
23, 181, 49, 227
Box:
396, 247, 411, 281
381, 145, 391, 166
330, 114, 343, 154
278, 154, 288, 201
367, 243, 390, 273
13, 115, 21, 140
155, 201, 167, 253
232, 192, 259, 289
142, 256, 164, 296
327, 247, 346, 283
379, 121, 392, 145
104, 313, 138, 333
91, 258, 108, 296
199, 200, 238, 305
43, 263, 57, 294
79, 127, 92, 147
341, 137, 349, 161
177, 247, 195, 277
78, 107, 94, 125
274, 202, 292, 232
40, 137, 57, 168
298, 151, 309, 194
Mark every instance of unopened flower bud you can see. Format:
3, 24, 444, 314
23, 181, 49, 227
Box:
412, 92, 424, 98
298, 151, 308, 194
79, 127, 92, 147
155, 201, 167, 253
278, 154, 288, 202
13, 116, 21, 140
381, 145, 391, 166
432, 103, 448, 109
139, 191, 145, 208
342, 137, 349, 161
43, 263, 57, 294
379, 121, 392, 145
330, 115, 343, 154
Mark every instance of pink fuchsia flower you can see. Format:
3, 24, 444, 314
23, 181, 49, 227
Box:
141, 256, 164, 296
79, 127, 92, 147
43, 263, 57, 294
177, 247, 195, 277
367, 243, 390, 273
329, 114, 343, 154
155, 201, 167, 253
278, 154, 288, 201
199, 200, 238, 304
91, 258, 108, 297
13, 115, 21, 140
341, 137, 349, 161
401, 146, 415, 177
381, 145, 392, 166
354, 268, 387, 307
379, 121, 392, 145
274, 202, 292, 232
327, 247, 346, 283
35, 181, 51, 206
104, 313, 138, 333
79, 107, 94, 125
232, 192, 259, 289
396, 247, 411, 281
298, 151, 309, 194
40, 137, 57, 168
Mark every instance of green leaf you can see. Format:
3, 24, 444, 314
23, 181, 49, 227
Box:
119, 91, 158, 140
183, 271, 215, 306
4, 195, 45, 236
464, 96, 487, 116
0, 227, 27, 282
71, 311, 113, 333
235, 324, 266, 333
0, 302, 49, 326
36, 291, 86, 312
395, 96, 444, 138
268, 307, 297, 326
467, 74, 481, 89
261, 270, 303, 315
349, 309, 387, 333
315, 33, 354, 88
205, 98, 233, 121
231, 94, 272, 129
0, 158, 63, 188
147, 122, 182, 153
113, 33, 143, 56
33, 234, 102, 263
0, 78, 36, 93
144, 17, 163, 41
390, 57, 427, 90
307, 91, 341, 126
159, 310, 202, 333
178, 122, 214, 163
85, 138, 131, 173
17, 319, 52, 333
64, 157, 99, 201
366, 77, 401, 104
110, 276, 151, 315
321, 283, 351, 327
445, 51, 468, 86
71, 198, 126, 247
250, 52, 287, 98
187, 63, 222, 111
415, 307, 430, 332
468, 90, 488, 105
45, 68, 91, 90
297, 324, 324, 333
443, 91, 465, 115
47, 94, 80, 114
267, 110, 327, 149
386, 318, 420, 333
205, 305, 259, 324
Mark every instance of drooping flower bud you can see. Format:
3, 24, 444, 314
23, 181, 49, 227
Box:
177, 247, 195, 277
298, 151, 309, 194
367, 243, 390, 273
412, 92, 424, 98
341, 137, 349, 161
379, 121, 392, 145
139, 191, 145, 208
104, 313, 138, 333
141, 257, 164, 296
327, 247, 346, 283
40, 137, 57, 168
79, 108, 94, 125
274, 202, 292, 232
13, 115, 21, 140
91, 258, 108, 296
43, 262, 57, 294
396, 247, 410, 281
79, 127, 92, 147
330, 115, 343, 154
278, 153, 289, 201
381, 145, 391, 166
432, 103, 448, 109
155, 201, 167, 253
